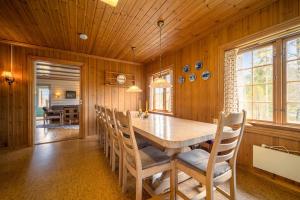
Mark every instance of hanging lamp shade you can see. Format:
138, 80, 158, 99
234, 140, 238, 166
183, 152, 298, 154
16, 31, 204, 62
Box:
126, 85, 142, 93
126, 46, 143, 93
149, 19, 172, 89
149, 77, 172, 88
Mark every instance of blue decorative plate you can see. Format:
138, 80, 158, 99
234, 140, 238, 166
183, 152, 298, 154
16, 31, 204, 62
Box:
189, 73, 196, 82
178, 76, 185, 84
195, 61, 203, 70
183, 65, 190, 73
201, 70, 211, 80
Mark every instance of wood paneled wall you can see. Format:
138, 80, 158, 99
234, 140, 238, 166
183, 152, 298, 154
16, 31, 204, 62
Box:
145, 0, 300, 185
0, 43, 144, 148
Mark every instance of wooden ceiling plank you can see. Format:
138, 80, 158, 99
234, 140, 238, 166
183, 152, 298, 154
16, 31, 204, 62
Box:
0, 0, 277, 62
117, 0, 202, 60
103, 0, 146, 56
121, 0, 222, 60
95, 0, 130, 55
107, 0, 168, 58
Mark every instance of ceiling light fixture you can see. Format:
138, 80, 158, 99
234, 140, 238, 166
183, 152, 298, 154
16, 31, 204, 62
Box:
79, 33, 88, 40
149, 19, 172, 88
127, 47, 142, 93
101, 0, 119, 7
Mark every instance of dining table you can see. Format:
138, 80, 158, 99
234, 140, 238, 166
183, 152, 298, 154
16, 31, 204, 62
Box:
131, 112, 222, 195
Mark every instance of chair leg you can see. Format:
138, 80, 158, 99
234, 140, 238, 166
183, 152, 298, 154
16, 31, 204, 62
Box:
230, 171, 237, 200
118, 153, 122, 186
206, 178, 214, 200
122, 161, 128, 193
135, 175, 143, 200
112, 151, 116, 172
110, 141, 113, 166
170, 160, 176, 200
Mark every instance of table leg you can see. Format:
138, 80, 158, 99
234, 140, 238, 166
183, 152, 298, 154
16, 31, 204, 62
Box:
151, 147, 191, 195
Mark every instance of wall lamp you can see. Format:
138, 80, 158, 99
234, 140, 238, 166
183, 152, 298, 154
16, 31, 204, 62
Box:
55, 92, 61, 98
2, 45, 15, 86
2, 71, 15, 85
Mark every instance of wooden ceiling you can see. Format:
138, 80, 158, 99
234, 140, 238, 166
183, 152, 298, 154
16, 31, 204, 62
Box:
36, 62, 80, 81
0, 0, 273, 63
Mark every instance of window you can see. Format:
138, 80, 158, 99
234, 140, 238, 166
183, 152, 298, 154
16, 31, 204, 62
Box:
231, 34, 300, 125
38, 86, 50, 107
149, 70, 173, 113
237, 45, 274, 121
285, 37, 300, 124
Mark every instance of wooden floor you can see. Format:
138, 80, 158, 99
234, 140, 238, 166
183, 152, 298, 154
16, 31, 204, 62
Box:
0, 138, 299, 200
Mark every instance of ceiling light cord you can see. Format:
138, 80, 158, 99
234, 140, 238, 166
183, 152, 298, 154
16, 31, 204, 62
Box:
159, 22, 162, 78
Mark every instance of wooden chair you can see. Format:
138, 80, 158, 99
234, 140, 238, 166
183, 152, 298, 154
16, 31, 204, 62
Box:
95, 104, 100, 136
114, 110, 173, 200
173, 110, 246, 200
104, 107, 112, 161
105, 108, 123, 185
99, 106, 107, 151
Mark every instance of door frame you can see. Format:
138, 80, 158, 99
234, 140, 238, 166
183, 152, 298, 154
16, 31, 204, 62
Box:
27, 56, 86, 146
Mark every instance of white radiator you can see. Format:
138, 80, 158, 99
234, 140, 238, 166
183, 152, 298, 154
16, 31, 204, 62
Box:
253, 145, 300, 183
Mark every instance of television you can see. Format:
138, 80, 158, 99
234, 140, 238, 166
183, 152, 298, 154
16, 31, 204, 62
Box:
65, 91, 76, 99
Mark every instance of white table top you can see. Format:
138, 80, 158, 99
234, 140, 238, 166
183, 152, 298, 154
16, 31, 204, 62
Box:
131, 112, 219, 149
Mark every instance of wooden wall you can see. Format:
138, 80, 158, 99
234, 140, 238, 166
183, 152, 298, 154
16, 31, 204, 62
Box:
145, 0, 300, 186
0, 43, 144, 148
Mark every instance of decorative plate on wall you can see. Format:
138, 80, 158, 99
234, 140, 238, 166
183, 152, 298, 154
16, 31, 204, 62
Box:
189, 73, 197, 82
201, 70, 211, 80
183, 64, 191, 73
195, 61, 203, 70
178, 76, 185, 84
116, 74, 127, 84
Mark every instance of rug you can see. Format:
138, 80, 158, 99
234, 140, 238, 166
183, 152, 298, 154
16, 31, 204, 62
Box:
36, 124, 79, 129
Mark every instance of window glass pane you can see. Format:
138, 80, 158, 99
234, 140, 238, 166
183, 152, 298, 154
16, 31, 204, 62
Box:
154, 88, 163, 110
287, 82, 300, 102
286, 38, 300, 61
253, 46, 273, 66
236, 44, 273, 121
238, 86, 252, 102
287, 103, 300, 123
253, 84, 272, 102
38, 87, 49, 107
286, 60, 300, 81
237, 51, 252, 69
239, 102, 253, 119
237, 69, 252, 86
151, 70, 173, 112
253, 103, 273, 121
253, 66, 272, 84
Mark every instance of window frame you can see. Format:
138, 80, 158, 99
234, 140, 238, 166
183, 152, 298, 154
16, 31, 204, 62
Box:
235, 33, 300, 127
282, 34, 300, 126
237, 42, 276, 123
150, 69, 173, 114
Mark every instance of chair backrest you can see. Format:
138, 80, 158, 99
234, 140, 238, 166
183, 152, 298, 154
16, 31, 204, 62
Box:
105, 108, 119, 140
208, 110, 246, 177
114, 110, 141, 170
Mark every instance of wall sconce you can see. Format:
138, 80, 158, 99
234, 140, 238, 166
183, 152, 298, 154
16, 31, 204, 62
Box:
2, 71, 15, 85
55, 92, 61, 98
2, 45, 15, 86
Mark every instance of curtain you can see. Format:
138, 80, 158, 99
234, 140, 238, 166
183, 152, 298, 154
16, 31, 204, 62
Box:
224, 49, 239, 113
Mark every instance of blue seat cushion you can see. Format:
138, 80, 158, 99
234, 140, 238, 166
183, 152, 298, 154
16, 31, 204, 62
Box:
177, 149, 231, 178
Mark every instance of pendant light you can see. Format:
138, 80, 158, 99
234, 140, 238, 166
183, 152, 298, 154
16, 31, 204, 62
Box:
126, 47, 142, 93
149, 19, 172, 88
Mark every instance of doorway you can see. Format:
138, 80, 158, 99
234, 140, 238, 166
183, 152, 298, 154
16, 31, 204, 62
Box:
33, 60, 82, 144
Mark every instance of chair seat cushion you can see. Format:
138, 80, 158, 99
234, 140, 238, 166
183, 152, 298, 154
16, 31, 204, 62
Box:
135, 134, 151, 149
139, 146, 170, 169
177, 149, 231, 178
